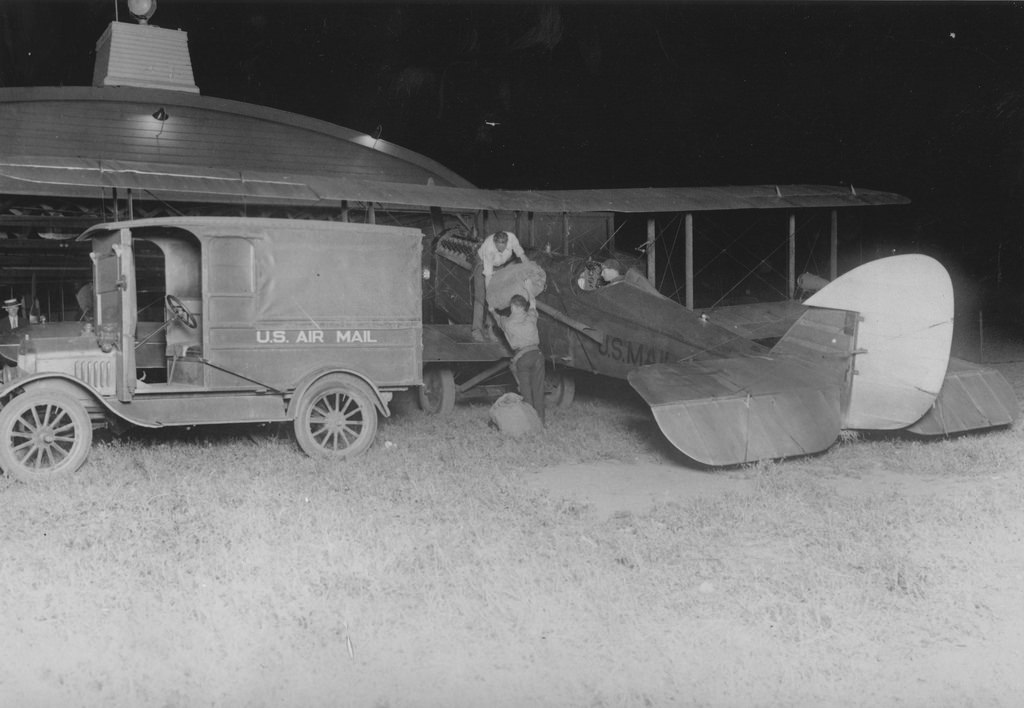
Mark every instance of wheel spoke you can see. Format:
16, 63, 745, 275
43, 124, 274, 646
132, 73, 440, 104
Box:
320, 429, 339, 450
10, 442, 33, 455
339, 427, 357, 448
324, 395, 341, 414
339, 396, 356, 416
21, 443, 41, 467
339, 425, 358, 446
50, 405, 68, 428
52, 421, 76, 434
332, 394, 348, 414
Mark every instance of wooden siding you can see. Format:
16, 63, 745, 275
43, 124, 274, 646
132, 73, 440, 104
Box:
0, 87, 472, 189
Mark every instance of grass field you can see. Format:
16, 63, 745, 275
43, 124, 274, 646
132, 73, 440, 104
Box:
1, 370, 1022, 707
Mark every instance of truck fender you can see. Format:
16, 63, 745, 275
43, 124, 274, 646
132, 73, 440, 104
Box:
0, 373, 161, 429
286, 369, 392, 419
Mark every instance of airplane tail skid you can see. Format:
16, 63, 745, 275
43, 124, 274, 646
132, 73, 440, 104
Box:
629, 255, 1015, 466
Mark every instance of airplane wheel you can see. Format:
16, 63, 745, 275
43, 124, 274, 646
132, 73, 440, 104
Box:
419, 366, 456, 415
545, 369, 575, 408
0, 392, 93, 482
293, 376, 378, 459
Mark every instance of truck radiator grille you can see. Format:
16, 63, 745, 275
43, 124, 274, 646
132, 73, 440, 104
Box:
74, 360, 113, 388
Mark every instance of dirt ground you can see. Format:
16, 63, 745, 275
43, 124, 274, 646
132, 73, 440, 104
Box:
524, 352, 1024, 707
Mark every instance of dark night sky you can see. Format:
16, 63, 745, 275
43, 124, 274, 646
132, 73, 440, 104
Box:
3, 2, 1024, 262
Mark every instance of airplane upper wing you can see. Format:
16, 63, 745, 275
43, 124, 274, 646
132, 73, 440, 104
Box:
0, 157, 909, 213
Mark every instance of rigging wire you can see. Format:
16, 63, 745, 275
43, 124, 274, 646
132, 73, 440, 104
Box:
585, 218, 630, 259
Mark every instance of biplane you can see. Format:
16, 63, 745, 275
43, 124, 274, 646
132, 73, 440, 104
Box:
428, 230, 1018, 465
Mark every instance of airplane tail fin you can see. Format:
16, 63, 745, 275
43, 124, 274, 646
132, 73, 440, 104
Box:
776, 254, 955, 430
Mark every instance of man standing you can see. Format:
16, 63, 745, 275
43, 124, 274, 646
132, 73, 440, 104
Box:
0, 297, 22, 334
472, 230, 528, 341
490, 278, 545, 425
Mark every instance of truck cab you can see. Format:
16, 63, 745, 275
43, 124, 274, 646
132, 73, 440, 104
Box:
0, 217, 425, 481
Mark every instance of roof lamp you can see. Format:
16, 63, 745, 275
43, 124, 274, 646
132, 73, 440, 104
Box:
127, 0, 157, 24
152, 107, 169, 121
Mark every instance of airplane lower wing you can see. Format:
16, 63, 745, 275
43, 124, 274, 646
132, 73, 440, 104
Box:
628, 356, 842, 466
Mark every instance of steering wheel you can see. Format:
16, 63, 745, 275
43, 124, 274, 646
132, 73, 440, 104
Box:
165, 294, 198, 329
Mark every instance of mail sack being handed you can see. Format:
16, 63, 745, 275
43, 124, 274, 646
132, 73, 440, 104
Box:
486, 261, 547, 309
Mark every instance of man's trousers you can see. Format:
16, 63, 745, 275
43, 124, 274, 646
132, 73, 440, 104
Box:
512, 349, 545, 424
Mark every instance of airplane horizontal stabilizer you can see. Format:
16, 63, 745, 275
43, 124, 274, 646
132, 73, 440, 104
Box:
907, 358, 1019, 435
628, 357, 842, 466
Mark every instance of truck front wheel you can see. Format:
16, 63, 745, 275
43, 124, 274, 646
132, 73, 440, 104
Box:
293, 376, 378, 459
0, 392, 93, 482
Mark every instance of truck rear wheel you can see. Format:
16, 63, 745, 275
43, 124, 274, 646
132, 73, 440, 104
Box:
418, 366, 456, 415
293, 376, 378, 459
0, 392, 93, 482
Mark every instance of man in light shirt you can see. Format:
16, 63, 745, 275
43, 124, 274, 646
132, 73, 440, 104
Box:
472, 230, 529, 341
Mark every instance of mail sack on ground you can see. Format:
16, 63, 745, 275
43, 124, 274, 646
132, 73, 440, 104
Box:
486, 261, 547, 309
489, 392, 543, 437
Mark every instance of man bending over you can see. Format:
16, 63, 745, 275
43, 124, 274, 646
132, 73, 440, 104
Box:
490, 278, 545, 425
